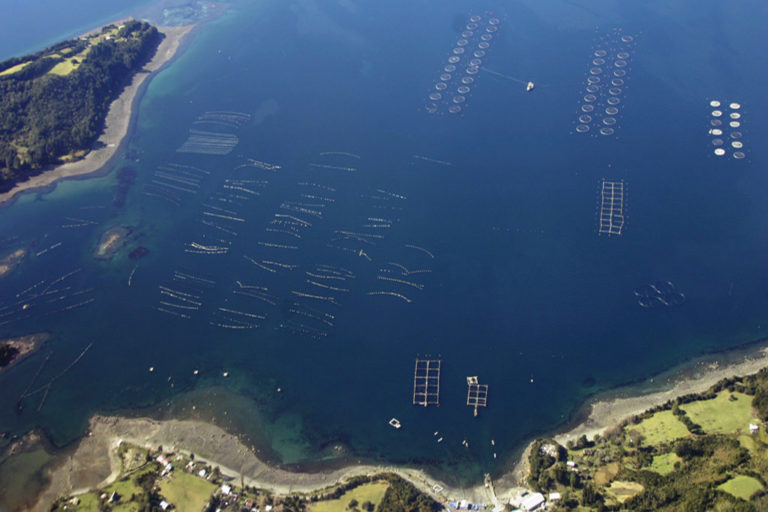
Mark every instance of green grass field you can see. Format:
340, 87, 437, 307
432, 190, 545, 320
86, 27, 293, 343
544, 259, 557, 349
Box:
631, 410, 690, 446
594, 462, 620, 486
99, 473, 146, 511
717, 475, 764, 501
681, 392, 754, 435
310, 482, 390, 512
49, 59, 78, 76
159, 471, 217, 511
605, 481, 644, 504
70, 492, 101, 511
0, 61, 31, 76
649, 452, 682, 475
49, 47, 90, 76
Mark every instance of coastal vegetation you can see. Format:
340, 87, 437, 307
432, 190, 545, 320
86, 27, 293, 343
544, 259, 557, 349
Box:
0, 21, 161, 191
49, 443, 440, 512
0, 343, 19, 367
309, 482, 389, 512
527, 367, 768, 510
0, 333, 49, 371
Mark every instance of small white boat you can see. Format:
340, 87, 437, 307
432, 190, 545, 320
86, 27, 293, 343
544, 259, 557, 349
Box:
526, 81, 535, 92
437, 437, 443, 443
388, 418, 402, 429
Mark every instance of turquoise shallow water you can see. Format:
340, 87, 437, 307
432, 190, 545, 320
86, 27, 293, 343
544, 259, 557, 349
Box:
1, 0, 768, 492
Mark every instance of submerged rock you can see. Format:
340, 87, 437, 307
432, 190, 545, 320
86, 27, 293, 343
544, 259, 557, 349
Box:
128, 246, 150, 260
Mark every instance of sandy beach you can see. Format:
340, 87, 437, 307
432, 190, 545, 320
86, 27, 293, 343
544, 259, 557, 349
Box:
552, 343, 768, 445
30, 414, 496, 512
0, 24, 194, 208
495, 341, 768, 493
26, 340, 768, 511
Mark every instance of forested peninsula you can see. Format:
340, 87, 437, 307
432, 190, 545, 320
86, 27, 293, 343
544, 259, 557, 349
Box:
0, 20, 161, 191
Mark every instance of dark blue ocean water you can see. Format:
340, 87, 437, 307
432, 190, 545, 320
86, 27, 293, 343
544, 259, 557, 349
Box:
1, 0, 768, 487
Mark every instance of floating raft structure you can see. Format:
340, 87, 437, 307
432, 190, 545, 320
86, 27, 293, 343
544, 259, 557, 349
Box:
413, 358, 441, 407
598, 178, 625, 236
466, 376, 488, 417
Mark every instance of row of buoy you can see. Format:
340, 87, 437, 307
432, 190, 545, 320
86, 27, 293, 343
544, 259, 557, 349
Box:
426, 14, 500, 115
709, 100, 746, 159
575, 31, 636, 137
148, 366, 227, 377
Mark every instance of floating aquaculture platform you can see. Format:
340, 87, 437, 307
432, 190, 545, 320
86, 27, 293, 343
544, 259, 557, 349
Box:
598, 179, 625, 236
466, 376, 488, 417
412, 358, 441, 407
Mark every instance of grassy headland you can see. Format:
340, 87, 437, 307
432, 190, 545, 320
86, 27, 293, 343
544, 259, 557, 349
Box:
525, 368, 768, 511
0, 20, 160, 189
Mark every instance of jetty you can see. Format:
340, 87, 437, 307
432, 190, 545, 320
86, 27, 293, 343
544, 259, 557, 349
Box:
413, 358, 441, 407
466, 376, 488, 417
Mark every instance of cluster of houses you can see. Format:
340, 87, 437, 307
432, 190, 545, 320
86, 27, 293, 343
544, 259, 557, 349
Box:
445, 500, 487, 510
213, 483, 275, 512
444, 488, 566, 512
508, 490, 562, 511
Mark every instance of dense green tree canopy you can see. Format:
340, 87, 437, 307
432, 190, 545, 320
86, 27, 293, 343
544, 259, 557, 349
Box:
0, 20, 160, 191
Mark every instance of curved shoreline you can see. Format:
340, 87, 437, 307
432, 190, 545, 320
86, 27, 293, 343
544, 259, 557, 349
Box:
497, 338, 768, 491
23, 339, 768, 511
0, 23, 195, 209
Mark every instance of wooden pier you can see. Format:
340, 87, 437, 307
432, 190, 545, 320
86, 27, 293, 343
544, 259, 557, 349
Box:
466, 376, 488, 417
413, 358, 441, 407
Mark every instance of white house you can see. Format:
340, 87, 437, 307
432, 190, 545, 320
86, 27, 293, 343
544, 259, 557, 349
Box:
520, 492, 545, 511
221, 484, 232, 495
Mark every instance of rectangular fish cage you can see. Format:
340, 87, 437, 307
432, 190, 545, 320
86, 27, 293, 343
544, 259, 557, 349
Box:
466, 376, 488, 417
413, 359, 441, 407
598, 179, 625, 236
